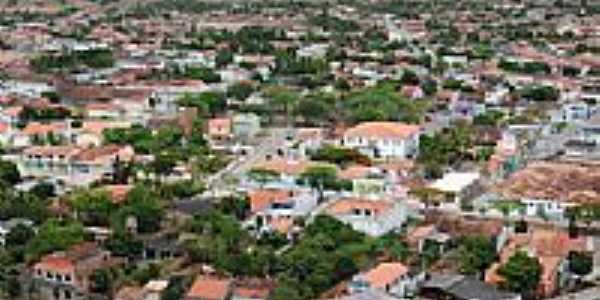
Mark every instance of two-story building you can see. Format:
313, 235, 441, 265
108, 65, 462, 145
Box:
342, 122, 421, 160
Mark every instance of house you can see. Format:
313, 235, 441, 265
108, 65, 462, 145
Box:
254, 189, 318, 238
18, 144, 135, 187
33, 242, 119, 300
326, 198, 407, 237
348, 262, 415, 298
401, 85, 424, 100
336, 289, 398, 300
186, 276, 232, 300
422, 274, 520, 300
485, 229, 586, 298
342, 122, 421, 160
406, 224, 451, 254
0, 218, 34, 247
429, 172, 481, 210
232, 113, 261, 142
207, 118, 233, 142
498, 162, 600, 221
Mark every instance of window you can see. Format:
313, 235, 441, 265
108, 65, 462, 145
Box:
64, 290, 72, 300
46, 272, 53, 280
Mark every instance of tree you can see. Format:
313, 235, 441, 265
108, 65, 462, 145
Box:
26, 219, 86, 261
227, 81, 255, 101
247, 169, 279, 187
300, 165, 337, 202
459, 235, 496, 278
569, 252, 593, 276
90, 268, 113, 293
0, 161, 20, 185
498, 251, 541, 298
69, 189, 115, 227
113, 185, 163, 234
6, 224, 35, 247
265, 86, 299, 126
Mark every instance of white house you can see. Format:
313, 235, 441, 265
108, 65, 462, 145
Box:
349, 262, 416, 298
343, 122, 421, 160
429, 172, 481, 210
326, 198, 407, 237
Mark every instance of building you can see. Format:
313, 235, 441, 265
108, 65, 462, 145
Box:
422, 274, 520, 300
342, 122, 421, 160
32, 242, 119, 300
349, 262, 416, 298
17, 144, 134, 187
232, 113, 261, 142
326, 198, 407, 237
429, 172, 481, 210
186, 276, 232, 300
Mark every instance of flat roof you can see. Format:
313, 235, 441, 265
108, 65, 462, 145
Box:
430, 172, 480, 193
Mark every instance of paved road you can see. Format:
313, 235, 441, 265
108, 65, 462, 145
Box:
203, 127, 294, 196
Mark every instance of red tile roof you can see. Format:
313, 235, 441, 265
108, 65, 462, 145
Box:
344, 122, 420, 139
363, 262, 408, 288
187, 276, 231, 300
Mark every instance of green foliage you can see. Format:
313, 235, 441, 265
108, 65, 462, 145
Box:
0, 188, 47, 223
275, 215, 375, 300
498, 251, 542, 298
5, 224, 35, 248
112, 185, 163, 234
274, 52, 328, 75
69, 189, 116, 226
31, 49, 115, 72
295, 92, 336, 126
90, 268, 114, 293
568, 252, 593, 276
247, 169, 280, 186
227, 81, 256, 100
343, 83, 425, 124
308, 14, 359, 32
459, 235, 496, 277
473, 110, 505, 126
499, 59, 550, 75
309, 145, 371, 167
178, 92, 227, 117
175, 66, 221, 83
299, 165, 338, 195
0, 161, 20, 185
519, 85, 559, 102
418, 123, 473, 176
106, 232, 143, 259
26, 219, 86, 261
19, 105, 70, 121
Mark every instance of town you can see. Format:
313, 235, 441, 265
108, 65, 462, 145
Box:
1, 0, 600, 300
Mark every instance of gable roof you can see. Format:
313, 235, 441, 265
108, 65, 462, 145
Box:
362, 262, 408, 288
344, 122, 420, 139
187, 276, 231, 300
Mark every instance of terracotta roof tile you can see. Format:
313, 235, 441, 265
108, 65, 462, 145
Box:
363, 262, 408, 288
344, 122, 420, 140
187, 276, 231, 300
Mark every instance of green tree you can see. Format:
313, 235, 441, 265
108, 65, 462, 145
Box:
26, 219, 86, 261
227, 81, 255, 101
569, 252, 593, 276
0, 161, 20, 185
498, 251, 542, 298
90, 268, 113, 293
69, 189, 115, 226
247, 169, 280, 187
265, 86, 299, 125
459, 235, 496, 277
300, 165, 337, 201
6, 224, 35, 247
